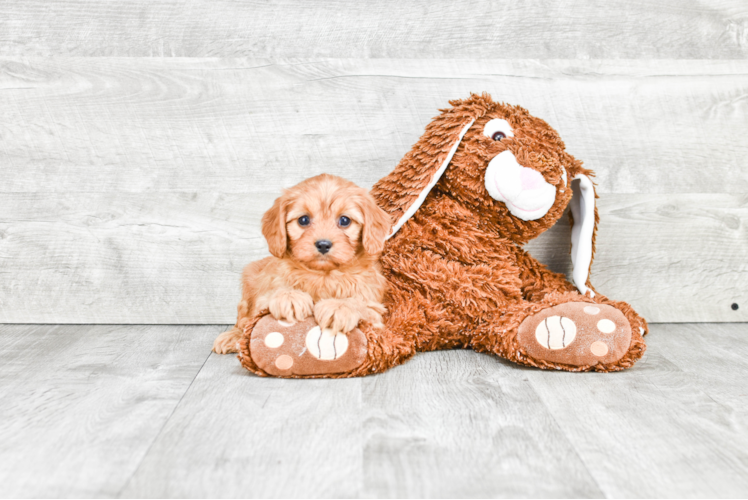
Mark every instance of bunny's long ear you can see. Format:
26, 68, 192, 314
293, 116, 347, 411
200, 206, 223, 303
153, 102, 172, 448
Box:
372, 97, 490, 238
569, 174, 599, 297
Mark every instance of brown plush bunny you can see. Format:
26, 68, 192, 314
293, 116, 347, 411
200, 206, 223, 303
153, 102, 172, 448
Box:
239, 93, 647, 377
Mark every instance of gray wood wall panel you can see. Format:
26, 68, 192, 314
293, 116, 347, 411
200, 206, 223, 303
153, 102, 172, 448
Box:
1, 57, 746, 323
2, 58, 747, 195
1, 1, 747, 58
527, 194, 747, 324
0, 192, 744, 324
1, 21, 746, 325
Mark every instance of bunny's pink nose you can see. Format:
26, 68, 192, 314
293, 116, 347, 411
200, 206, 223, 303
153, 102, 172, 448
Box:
520, 168, 545, 191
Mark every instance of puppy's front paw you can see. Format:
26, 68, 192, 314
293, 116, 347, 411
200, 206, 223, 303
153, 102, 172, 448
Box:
314, 299, 362, 335
268, 289, 314, 324
213, 327, 242, 354
364, 301, 386, 329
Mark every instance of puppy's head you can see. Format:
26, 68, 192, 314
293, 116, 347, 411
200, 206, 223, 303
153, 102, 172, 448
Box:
262, 174, 392, 271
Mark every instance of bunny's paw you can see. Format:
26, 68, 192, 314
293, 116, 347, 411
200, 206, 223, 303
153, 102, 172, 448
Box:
517, 302, 632, 367
248, 315, 368, 377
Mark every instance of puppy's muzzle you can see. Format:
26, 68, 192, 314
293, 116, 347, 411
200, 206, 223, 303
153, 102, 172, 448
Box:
315, 239, 332, 254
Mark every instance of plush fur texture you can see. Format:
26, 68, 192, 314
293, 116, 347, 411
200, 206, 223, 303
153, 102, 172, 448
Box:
238, 93, 647, 377
213, 174, 391, 355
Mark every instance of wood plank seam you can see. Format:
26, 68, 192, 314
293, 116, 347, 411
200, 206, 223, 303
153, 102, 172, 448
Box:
115, 344, 216, 497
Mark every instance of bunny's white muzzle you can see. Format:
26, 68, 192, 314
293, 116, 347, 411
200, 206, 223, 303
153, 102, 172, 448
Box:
484, 151, 556, 221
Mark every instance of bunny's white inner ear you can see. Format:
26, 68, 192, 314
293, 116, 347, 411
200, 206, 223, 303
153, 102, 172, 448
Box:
387, 119, 475, 239
570, 174, 596, 297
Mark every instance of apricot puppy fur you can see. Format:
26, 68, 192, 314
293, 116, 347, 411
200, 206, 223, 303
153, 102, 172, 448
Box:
213, 174, 392, 354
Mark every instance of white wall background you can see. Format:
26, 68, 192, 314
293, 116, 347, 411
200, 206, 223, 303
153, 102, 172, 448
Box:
1, 1, 746, 323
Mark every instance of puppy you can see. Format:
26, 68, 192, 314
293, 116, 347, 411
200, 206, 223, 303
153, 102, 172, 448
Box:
213, 174, 392, 354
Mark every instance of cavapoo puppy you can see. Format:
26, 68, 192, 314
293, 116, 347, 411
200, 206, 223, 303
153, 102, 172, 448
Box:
213, 174, 392, 354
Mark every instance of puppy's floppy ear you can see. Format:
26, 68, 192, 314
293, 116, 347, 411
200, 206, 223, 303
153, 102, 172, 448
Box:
569, 171, 599, 297
357, 192, 393, 255
371, 93, 494, 238
261, 194, 289, 258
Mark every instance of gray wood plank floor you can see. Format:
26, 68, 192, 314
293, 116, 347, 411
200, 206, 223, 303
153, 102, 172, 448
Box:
2, 323, 747, 498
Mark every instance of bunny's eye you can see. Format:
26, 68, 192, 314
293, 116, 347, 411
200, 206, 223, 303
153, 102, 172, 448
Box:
338, 216, 351, 227
483, 118, 514, 141
298, 215, 311, 226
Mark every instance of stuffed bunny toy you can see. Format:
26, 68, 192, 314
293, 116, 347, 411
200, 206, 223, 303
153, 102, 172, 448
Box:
239, 93, 647, 377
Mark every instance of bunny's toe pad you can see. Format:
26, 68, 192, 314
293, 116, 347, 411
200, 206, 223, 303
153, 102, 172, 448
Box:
517, 302, 632, 367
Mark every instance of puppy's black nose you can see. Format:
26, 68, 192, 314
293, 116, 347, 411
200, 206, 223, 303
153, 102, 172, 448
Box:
315, 239, 332, 254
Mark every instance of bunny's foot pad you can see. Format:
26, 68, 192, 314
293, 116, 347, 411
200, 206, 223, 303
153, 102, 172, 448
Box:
517, 302, 632, 367
249, 315, 368, 377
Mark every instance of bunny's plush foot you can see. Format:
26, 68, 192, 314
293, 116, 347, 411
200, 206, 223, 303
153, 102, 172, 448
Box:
516, 302, 632, 367
238, 295, 422, 378
243, 315, 368, 377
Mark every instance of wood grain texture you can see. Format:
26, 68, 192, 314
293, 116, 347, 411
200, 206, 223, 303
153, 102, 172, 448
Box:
526, 322, 748, 498
0, 323, 725, 498
0, 193, 744, 324
360, 351, 603, 498
0, 192, 267, 324
120, 353, 365, 498
1, 323, 746, 497
526, 194, 748, 324
1, 57, 745, 323
2, 58, 747, 195
0, 323, 219, 498
653, 323, 748, 412
1, 1, 748, 58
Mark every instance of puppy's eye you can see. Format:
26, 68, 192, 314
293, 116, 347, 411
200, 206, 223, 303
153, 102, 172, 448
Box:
492, 131, 506, 141
338, 216, 351, 227
298, 215, 311, 227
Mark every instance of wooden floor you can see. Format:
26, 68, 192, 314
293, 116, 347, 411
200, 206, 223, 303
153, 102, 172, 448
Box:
0, 324, 747, 498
